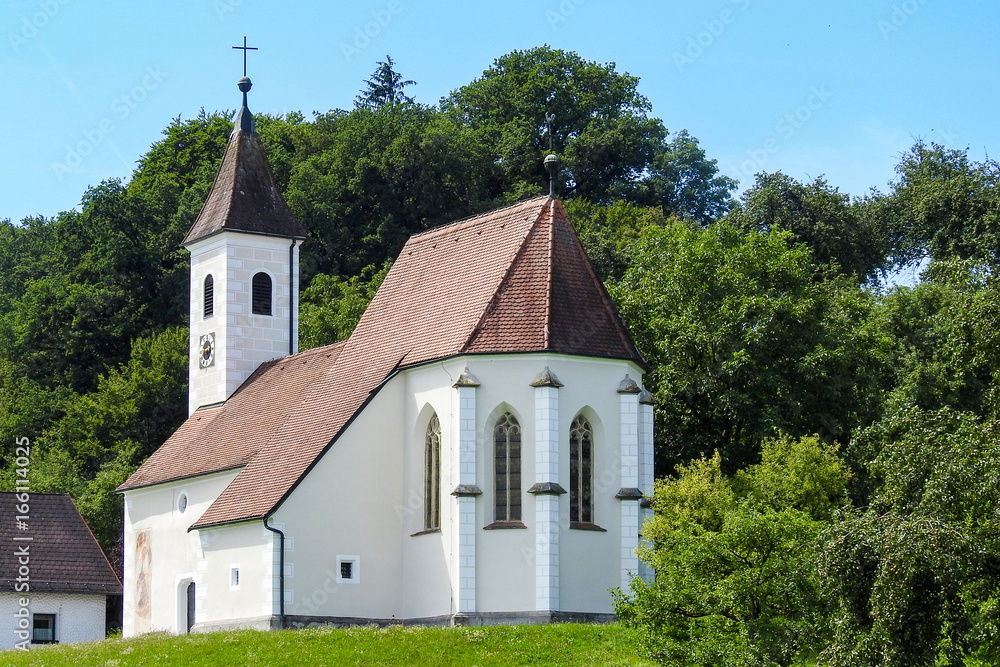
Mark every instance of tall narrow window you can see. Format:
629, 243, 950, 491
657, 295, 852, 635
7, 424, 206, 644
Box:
494, 412, 522, 522
203, 274, 214, 319
424, 413, 441, 530
570, 414, 594, 524
251, 272, 272, 316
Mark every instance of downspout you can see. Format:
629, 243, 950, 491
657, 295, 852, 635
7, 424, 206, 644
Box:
289, 239, 296, 356
263, 516, 286, 629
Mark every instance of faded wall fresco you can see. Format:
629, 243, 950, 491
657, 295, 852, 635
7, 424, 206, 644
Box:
133, 530, 151, 633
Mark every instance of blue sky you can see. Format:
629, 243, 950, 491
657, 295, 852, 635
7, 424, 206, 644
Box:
2, 0, 997, 225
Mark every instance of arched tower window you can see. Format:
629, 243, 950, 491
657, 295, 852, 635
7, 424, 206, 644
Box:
494, 412, 521, 522
425, 413, 441, 530
251, 272, 272, 316
203, 274, 214, 319
570, 414, 594, 524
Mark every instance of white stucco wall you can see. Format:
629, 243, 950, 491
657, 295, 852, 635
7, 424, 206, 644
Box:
122, 469, 240, 636
195, 522, 273, 630
275, 377, 408, 622
0, 592, 107, 648
126, 350, 646, 631
188, 233, 301, 415
464, 354, 639, 616
276, 352, 643, 623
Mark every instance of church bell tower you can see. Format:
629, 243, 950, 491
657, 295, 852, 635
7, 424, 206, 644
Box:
182, 67, 307, 416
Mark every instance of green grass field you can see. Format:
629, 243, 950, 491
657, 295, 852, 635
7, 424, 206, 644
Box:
0, 623, 656, 667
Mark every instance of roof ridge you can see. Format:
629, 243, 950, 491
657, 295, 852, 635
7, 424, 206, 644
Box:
459, 202, 548, 354
67, 492, 122, 587
555, 201, 645, 363
543, 200, 555, 349
409, 194, 549, 240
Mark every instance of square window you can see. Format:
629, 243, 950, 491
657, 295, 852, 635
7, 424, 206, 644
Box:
32, 614, 55, 644
335, 555, 359, 584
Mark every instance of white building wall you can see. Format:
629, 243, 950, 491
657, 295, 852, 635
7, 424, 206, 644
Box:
0, 592, 107, 648
275, 377, 409, 622
401, 364, 466, 620
187, 232, 301, 415
195, 522, 273, 631
122, 470, 240, 636
132, 351, 646, 631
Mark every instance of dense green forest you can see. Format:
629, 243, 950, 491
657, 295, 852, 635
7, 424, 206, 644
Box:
3, 46, 1000, 664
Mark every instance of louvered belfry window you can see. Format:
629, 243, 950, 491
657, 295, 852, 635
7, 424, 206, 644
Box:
570, 414, 594, 524
494, 412, 522, 522
203, 274, 214, 319
252, 272, 272, 316
425, 413, 441, 530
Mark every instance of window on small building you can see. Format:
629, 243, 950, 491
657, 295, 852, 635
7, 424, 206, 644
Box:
230, 566, 240, 589
251, 272, 272, 316
203, 274, 214, 319
494, 412, 522, 522
177, 492, 188, 514
31, 613, 55, 644
425, 413, 441, 530
570, 414, 594, 524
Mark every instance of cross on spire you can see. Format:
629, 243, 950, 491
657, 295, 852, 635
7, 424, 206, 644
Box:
232, 36, 258, 77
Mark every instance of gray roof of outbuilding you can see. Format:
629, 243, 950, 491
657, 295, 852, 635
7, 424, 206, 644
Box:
0, 493, 122, 594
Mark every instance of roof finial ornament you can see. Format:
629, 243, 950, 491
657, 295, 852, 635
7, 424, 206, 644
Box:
231, 36, 259, 134
543, 111, 561, 199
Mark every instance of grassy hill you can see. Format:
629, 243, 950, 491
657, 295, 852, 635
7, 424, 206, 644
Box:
0, 623, 656, 666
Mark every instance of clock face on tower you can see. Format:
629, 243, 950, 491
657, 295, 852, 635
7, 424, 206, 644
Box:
199, 332, 216, 368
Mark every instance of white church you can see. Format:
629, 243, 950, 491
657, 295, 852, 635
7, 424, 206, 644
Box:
117, 73, 655, 634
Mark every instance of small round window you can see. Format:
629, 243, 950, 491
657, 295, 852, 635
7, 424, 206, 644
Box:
178, 492, 189, 514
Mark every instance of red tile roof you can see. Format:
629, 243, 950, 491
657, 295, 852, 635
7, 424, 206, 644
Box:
119, 341, 346, 491
181, 129, 307, 245
0, 493, 122, 594
120, 196, 644, 529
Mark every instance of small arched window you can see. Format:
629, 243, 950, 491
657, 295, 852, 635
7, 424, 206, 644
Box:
203, 275, 214, 319
494, 412, 522, 522
251, 272, 272, 316
570, 414, 594, 524
425, 413, 441, 530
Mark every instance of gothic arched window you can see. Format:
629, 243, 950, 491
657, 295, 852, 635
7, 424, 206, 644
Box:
251, 272, 272, 316
203, 274, 214, 319
425, 413, 441, 530
494, 412, 521, 522
570, 414, 594, 524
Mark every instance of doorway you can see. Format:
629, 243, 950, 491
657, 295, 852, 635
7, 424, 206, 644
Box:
185, 581, 196, 633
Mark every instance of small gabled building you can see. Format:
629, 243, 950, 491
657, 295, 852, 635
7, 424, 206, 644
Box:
0, 493, 122, 648
117, 75, 655, 635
